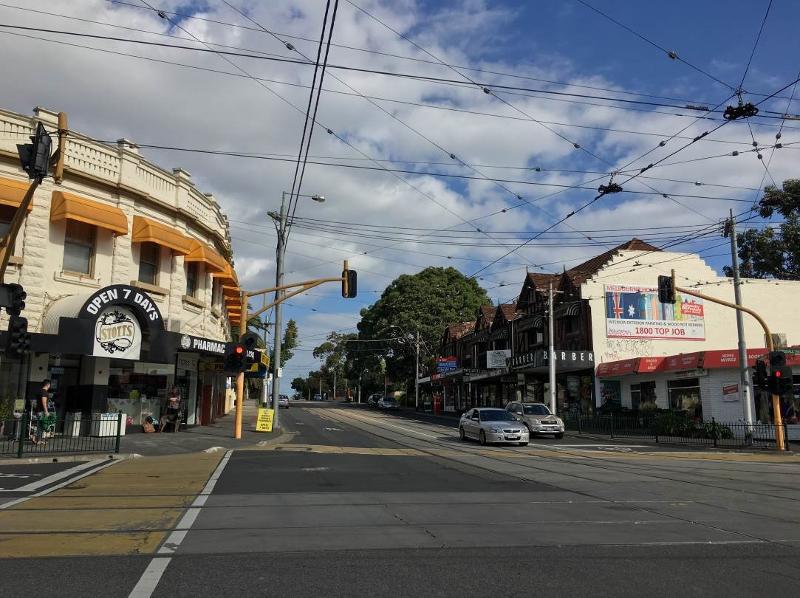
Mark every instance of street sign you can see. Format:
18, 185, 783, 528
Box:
255, 407, 274, 432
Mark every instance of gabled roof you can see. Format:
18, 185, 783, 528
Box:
491, 302, 518, 329
526, 272, 559, 289
565, 238, 660, 285
443, 321, 474, 344
475, 305, 495, 329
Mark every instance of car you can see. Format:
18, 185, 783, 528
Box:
505, 402, 565, 438
458, 408, 529, 446
378, 396, 399, 410
366, 393, 382, 407
278, 395, 289, 409
312, 393, 322, 401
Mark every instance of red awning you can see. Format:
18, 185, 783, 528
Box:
661, 352, 704, 372
637, 356, 665, 373
596, 358, 638, 378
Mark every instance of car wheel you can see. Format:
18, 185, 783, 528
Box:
479, 430, 487, 446
555, 433, 564, 439
519, 441, 528, 446
459, 427, 466, 441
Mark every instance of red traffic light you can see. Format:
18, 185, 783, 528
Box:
775, 370, 782, 378
234, 345, 244, 355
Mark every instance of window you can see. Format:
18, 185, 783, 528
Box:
63, 220, 95, 275
138, 242, 159, 285
523, 404, 551, 416
211, 279, 222, 309
479, 409, 517, 422
668, 378, 702, 419
185, 262, 198, 297
0, 205, 15, 238
631, 381, 656, 411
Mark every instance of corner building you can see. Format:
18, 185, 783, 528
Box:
0, 107, 243, 428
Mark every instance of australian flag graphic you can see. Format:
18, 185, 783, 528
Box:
606, 291, 645, 320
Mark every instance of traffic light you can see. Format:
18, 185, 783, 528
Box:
6, 315, 30, 356
16, 122, 53, 182
0, 283, 26, 316
342, 267, 357, 298
754, 359, 769, 391
657, 274, 674, 304
224, 343, 246, 372
768, 351, 794, 396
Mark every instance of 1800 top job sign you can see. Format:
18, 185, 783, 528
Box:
604, 284, 705, 340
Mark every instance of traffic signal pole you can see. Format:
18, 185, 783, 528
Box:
671, 269, 786, 450
232, 262, 354, 439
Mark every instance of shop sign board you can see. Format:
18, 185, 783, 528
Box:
92, 306, 141, 360
722, 383, 740, 402
255, 407, 274, 432
81, 285, 162, 324
605, 284, 705, 340
437, 357, 458, 373
486, 349, 511, 369
180, 334, 226, 355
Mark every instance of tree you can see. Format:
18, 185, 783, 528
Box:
725, 179, 800, 279
290, 376, 308, 397
356, 266, 490, 387
271, 318, 298, 367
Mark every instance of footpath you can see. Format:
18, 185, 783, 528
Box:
0, 401, 291, 559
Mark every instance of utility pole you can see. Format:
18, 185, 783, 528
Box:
726, 210, 754, 427
333, 369, 337, 402
268, 194, 287, 428
415, 330, 420, 411
548, 281, 557, 415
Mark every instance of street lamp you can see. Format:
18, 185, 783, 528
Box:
268, 190, 327, 429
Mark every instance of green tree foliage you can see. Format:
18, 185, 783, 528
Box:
313, 332, 358, 383
271, 318, 299, 367
725, 179, 800, 279
290, 376, 308, 397
356, 267, 490, 385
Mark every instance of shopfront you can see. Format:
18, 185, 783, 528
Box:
12, 284, 232, 430
508, 349, 595, 415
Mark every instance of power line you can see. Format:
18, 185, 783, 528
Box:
738, 0, 773, 91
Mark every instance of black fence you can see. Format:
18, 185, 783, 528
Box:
564, 412, 791, 450
0, 412, 123, 457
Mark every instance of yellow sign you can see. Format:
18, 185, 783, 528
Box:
248, 351, 270, 373
255, 407, 274, 432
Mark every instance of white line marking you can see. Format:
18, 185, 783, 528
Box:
0, 459, 104, 492
0, 459, 119, 510
128, 449, 234, 598
128, 558, 172, 598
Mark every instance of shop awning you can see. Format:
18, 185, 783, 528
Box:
184, 239, 228, 272
212, 263, 239, 286
132, 215, 193, 254
50, 191, 128, 235
662, 352, 703, 372
0, 176, 33, 211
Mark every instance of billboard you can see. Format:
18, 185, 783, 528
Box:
486, 349, 511, 369
605, 284, 705, 340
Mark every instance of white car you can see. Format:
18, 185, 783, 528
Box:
278, 395, 289, 409
378, 396, 399, 410
459, 408, 529, 446
506, 402, 564, 438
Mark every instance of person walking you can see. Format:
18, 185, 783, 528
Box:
28, 380, 51, 445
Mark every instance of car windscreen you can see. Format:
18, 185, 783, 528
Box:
523, 404, 551, 416
480, 410, 517, 422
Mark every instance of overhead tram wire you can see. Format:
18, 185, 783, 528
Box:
3, 26, 799, 129
100, 0, 799, 106
738, 0, 773, 93
574, 0, 736, 91
218, 1, 626, 266
130, 2, 534, 273
283, 0, 333, 235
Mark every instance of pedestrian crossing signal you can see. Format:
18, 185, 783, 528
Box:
342, 268, 357, 298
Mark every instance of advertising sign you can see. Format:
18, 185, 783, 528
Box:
436, 357, 458, 374
722, 383, 740, 402
255, 408, 274, 432
92, 306, 141, 360
605, 284, 705, 340
486, 349, 511, 369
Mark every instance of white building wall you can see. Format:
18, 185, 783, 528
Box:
583, 248, 800, 367
0, 106, 234, 343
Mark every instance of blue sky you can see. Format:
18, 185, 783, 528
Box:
1, 0, 798, 380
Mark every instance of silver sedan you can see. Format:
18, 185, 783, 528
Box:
506, 402, 564, 438
459, 408, 529, 446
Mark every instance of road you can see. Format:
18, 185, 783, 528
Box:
1, 401, 800, 597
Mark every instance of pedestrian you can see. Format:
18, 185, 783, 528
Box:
159, 386, 182, 432
28, 379, 51, 445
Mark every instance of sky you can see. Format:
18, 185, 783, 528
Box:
1, 0, 798, 381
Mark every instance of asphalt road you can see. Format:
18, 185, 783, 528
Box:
2, 402, 799, 597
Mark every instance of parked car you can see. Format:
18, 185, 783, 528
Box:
278, 395, 290, 409
312, 393, 322, 401
378, 396, 399, 410
459, 408, 529, 446
367, 393, 382, 407
505, 401, 564, 438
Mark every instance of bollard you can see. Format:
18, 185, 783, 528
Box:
609, 412, 614, 439
115, 411, 123, 454
17, 412, 27, 458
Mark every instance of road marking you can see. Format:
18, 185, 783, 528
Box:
0, 459, 118, 510
0, 460, 105, 493
129, 449, 233, 598
324, 427, 343, 432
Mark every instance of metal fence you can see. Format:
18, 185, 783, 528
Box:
564, 412, 791, 450
0, 412, 123, 457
